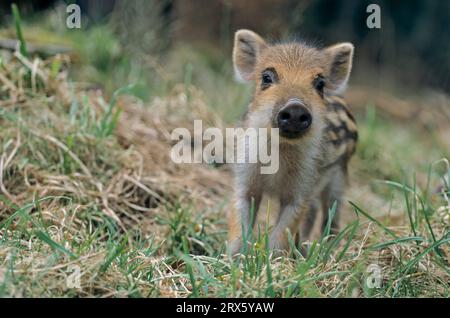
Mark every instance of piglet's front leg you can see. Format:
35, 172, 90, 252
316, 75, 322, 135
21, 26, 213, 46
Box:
227, 191, 262, 256
269, 201, 308, 251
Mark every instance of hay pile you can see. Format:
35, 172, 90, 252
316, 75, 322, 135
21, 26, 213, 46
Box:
0, 50, 232, 235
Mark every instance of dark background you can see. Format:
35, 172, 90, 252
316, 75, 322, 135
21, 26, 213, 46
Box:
1, 0, 449, 93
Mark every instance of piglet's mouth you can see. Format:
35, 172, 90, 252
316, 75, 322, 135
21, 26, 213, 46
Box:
278, 129, 309, 139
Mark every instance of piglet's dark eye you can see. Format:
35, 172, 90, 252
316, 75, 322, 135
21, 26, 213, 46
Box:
261, 68, 277, 90
262, 73, 273, 84
313, 75, 325, 94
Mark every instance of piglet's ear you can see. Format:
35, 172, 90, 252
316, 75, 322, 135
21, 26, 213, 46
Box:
233, 29, 267, 82
323, 42, 354, 94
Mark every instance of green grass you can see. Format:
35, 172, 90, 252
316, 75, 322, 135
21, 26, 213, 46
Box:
1, 187, 447, 297
11, 3, 28, 57
0, 6, 448, 298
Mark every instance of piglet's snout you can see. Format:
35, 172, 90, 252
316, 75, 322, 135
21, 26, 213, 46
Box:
277, 99, 312, 137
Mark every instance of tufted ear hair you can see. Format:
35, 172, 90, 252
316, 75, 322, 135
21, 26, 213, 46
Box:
233, 29, 267, 82
323, 42, 354, 94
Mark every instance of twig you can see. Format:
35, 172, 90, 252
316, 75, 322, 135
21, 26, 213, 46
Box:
0, 72, 17, 92
123, 174, 165, 203
14, 51, 47, 83
35, 133, 92, 178
0, 38, 72, 57
0, 132, 21, 204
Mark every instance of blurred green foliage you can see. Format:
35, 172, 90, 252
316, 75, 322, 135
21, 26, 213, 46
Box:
1, 0, 448, 94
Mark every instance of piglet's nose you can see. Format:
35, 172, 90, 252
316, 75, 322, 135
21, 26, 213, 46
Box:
277, 100, 312, 136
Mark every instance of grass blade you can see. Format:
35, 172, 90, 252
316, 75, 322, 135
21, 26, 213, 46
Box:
181, 237, 198, 297
100, 237, 128, 273
350, 201, 398, 238
264, 227, 274, 297
336, 219, 359, 262
34, 230, 76, 258
323, 219, 359, 262
401, 237, 450, 275
322, 201, 337, 239
368, 236, 425, 250
11, 3, 28, 57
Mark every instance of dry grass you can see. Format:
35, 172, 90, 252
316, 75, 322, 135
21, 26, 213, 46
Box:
0, 47, 449, 297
